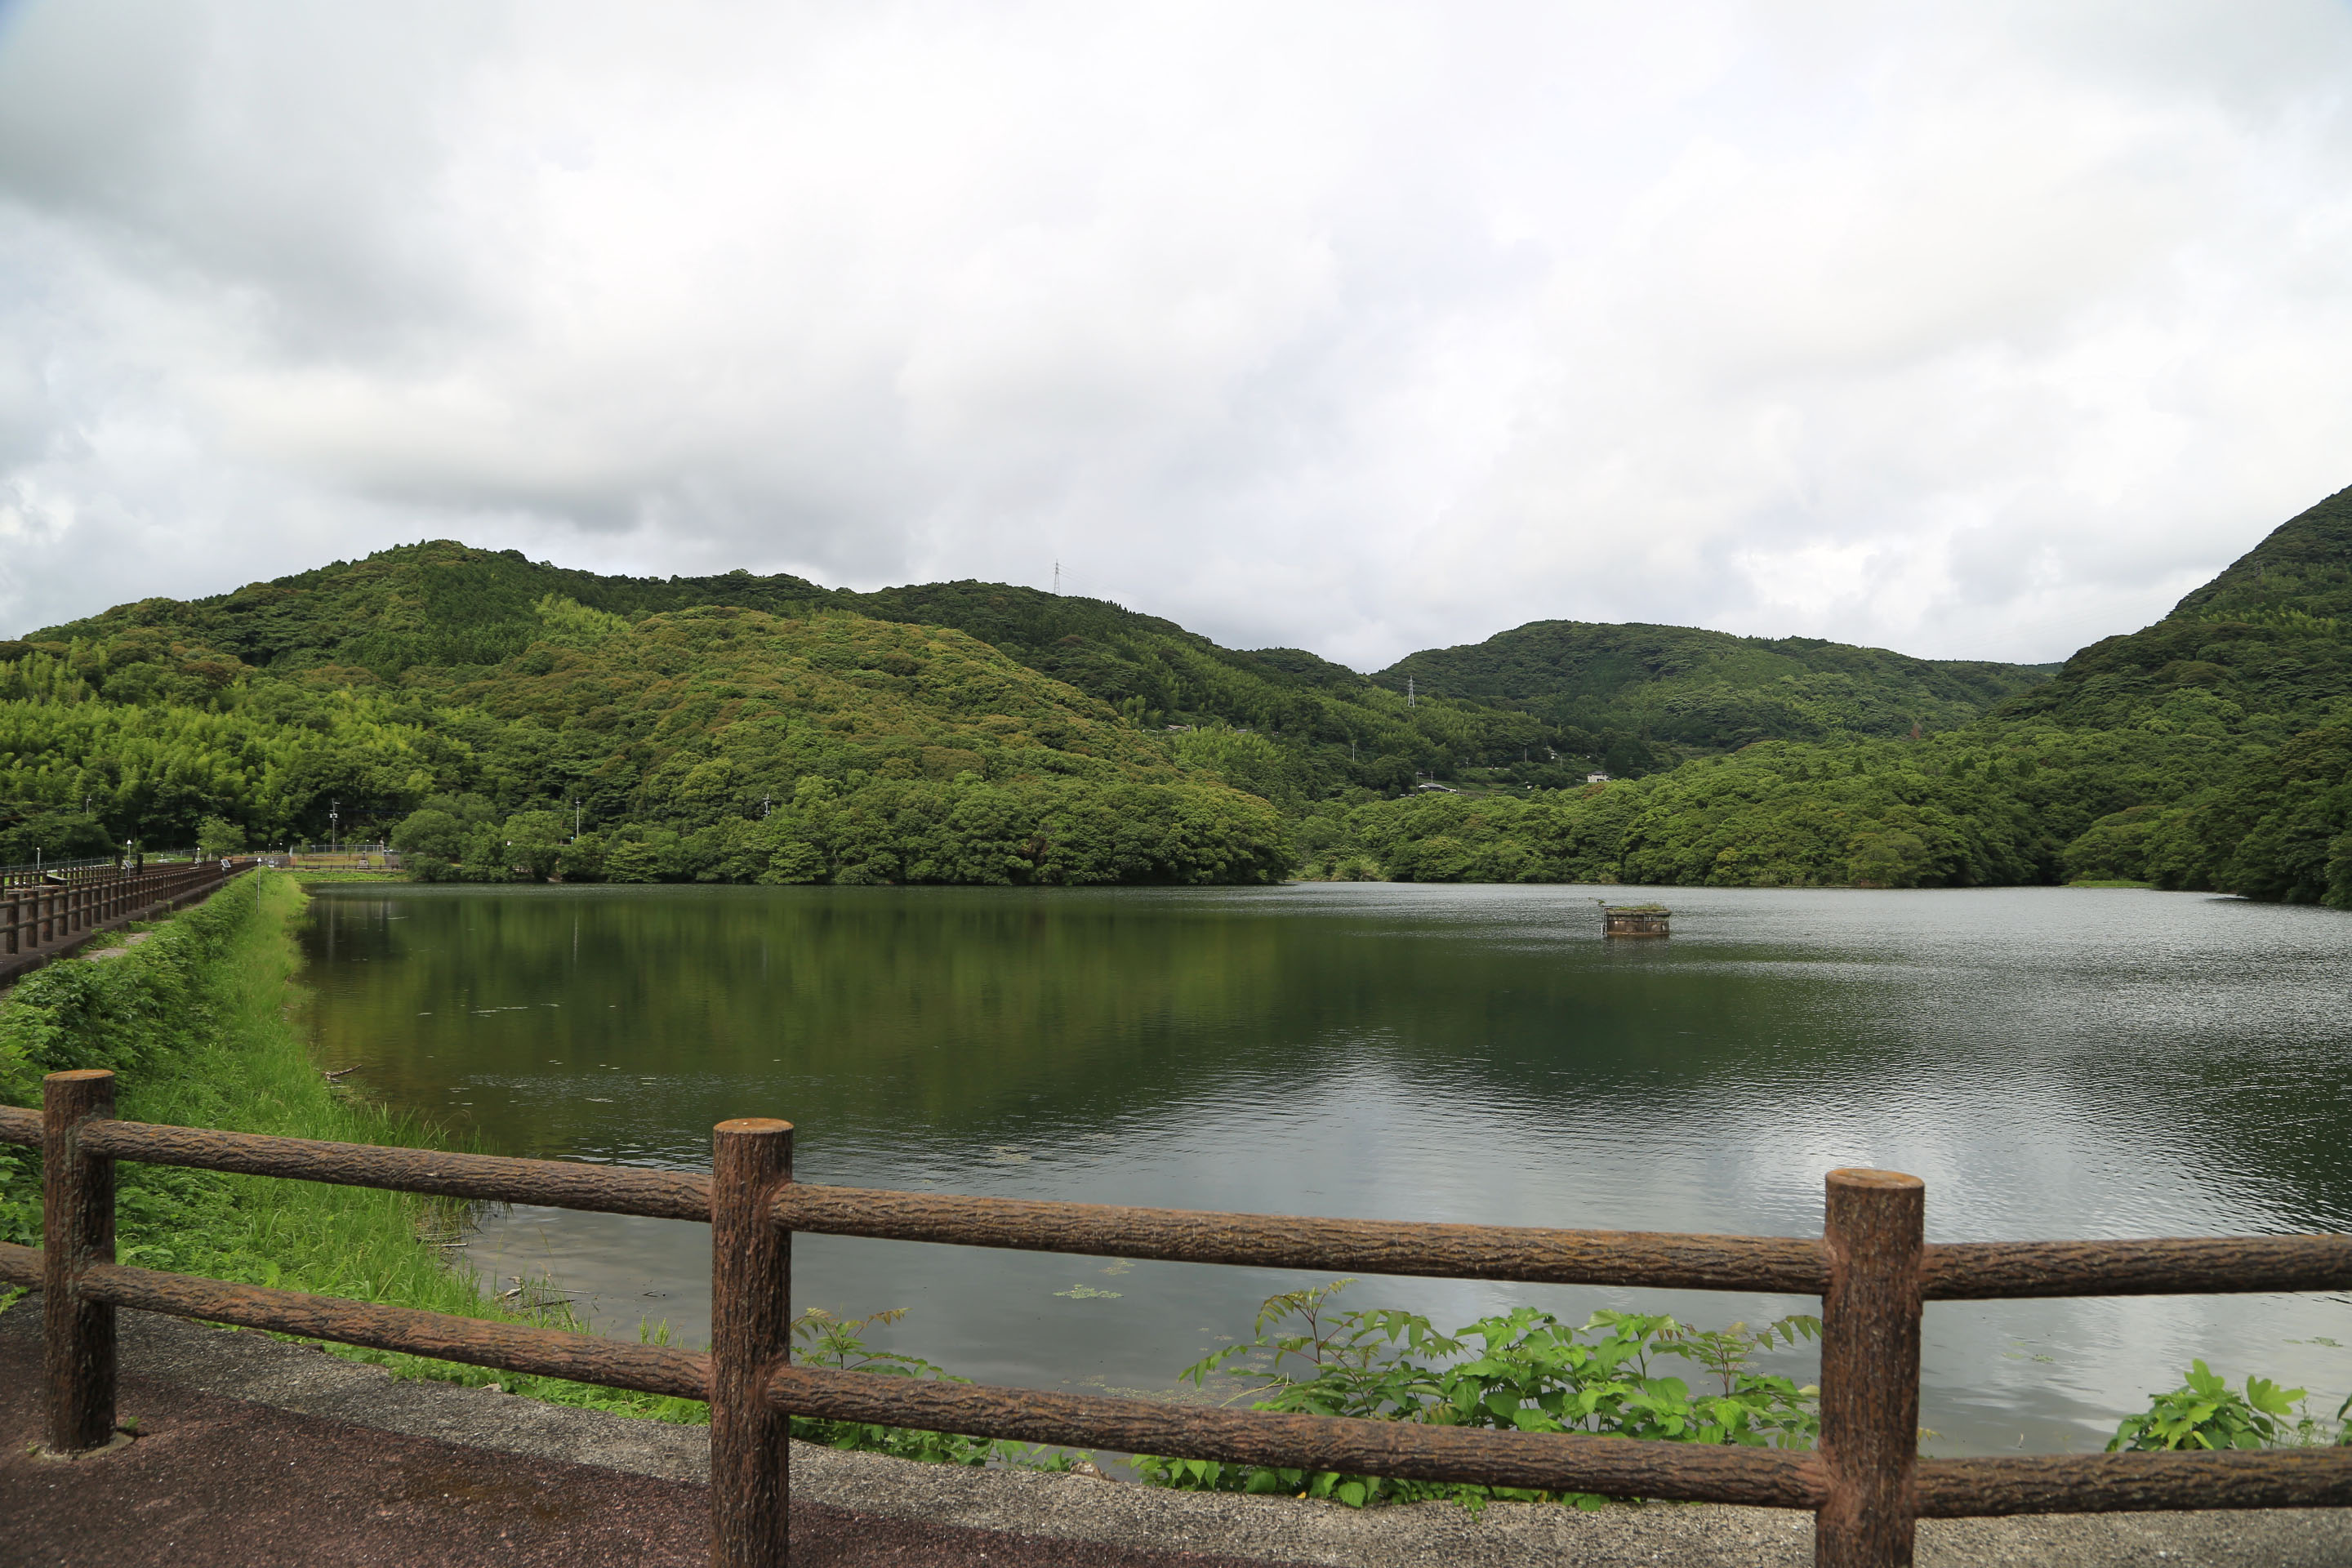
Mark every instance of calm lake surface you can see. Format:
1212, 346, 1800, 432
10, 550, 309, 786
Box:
298, 882, 2352, 1456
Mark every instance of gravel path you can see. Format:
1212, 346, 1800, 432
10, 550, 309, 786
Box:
0, 1303, 1280, 1568
3, 1298, 2348, 1565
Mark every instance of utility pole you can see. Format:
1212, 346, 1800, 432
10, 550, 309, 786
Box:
1407, 677, 1415, 710
1054, 561, 1061, 595
329, 799, 340, 856
763, 795, 773, 818
572, 800, 582, 840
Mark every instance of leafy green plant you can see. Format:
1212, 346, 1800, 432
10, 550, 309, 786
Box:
2109, 1361, 2321, 1452
785, 1307, 1005, 1465
1133, 1280, 1821, 1509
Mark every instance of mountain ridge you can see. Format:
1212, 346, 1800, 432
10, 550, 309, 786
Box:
23, 539, 2052, 791
5, 482, 2345, 903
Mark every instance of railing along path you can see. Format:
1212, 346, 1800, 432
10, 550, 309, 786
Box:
0, 860, 247, 979
3, 1073, 2349, 1566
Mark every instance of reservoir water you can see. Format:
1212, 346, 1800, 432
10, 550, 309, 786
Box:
298, 881, 2352, 1456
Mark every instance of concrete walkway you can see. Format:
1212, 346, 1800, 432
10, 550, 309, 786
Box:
3, 1299, 2349, 1565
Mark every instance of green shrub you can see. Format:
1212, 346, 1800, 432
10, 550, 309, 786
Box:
1134, 1280, 1820, 1508
2109, 1361, 2339, 1451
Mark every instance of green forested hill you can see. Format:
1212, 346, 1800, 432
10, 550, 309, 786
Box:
0, 589, 1288, 884
1316, 484, 2352, 906
10, 485, 2345, 905
20, 543, 832, 678
24, 542, 1557, 803
23, 541, 2051, 808
826, 579, 1554, 799
2002, 483, 2351, 736
1378, 621, 2053, 766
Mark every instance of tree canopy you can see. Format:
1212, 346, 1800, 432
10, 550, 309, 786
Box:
9, 482, 2349, 906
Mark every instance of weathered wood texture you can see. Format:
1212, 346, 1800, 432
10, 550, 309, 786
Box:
710, 1119, 795, 1568
764, 1363, 1829, 1508
17, 1101, 2352, 1299
1817, 1168, 1924, 1568
1921, 1237, 2352, 1298
79, 1260, 710, 1398
42, 1070, 118, 1454
1918, 1450, 2352, 1516
16, 1071, 2352, 1557
0, 1240, 39, 1287
772, 1184, 1833, 1292
79, 1118, 713, 1219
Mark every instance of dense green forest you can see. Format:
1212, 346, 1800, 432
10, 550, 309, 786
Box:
1379, 621, 2053, 765
1311, 485, 2352, 906
2, 482, 2345, 902
22, 544, 1556, 804
19, 538, 2047, 818
0, 595, 1286, 884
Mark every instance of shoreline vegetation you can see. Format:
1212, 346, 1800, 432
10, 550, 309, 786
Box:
0, 871, 703, 1423
2, 872, 2346, 1506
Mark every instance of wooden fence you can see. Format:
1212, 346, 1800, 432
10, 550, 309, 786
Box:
3, 1069, 2350, 1566
1, 861, 247, 982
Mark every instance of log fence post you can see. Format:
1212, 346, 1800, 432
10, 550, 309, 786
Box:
1816, 1167, 1925, 1567
710, 1117, 795, 1566
42, 1068, 119, 1454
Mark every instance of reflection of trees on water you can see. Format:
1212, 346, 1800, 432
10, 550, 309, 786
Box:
300, 889, 1846, 1135
293, 886, 2352, 1228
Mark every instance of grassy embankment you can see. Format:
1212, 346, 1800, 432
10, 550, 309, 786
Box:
0, 870, 705, 1422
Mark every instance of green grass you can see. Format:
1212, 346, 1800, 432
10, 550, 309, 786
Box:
0, 871, 706, 1423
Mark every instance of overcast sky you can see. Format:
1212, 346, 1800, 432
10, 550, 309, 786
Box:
2, 1, 2350, 668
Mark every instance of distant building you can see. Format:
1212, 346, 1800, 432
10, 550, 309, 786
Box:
1586, 772, 1612, 784
1414, 781, 1459, 794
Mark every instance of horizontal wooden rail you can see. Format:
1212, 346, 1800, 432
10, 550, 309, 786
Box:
772, 1184, 1834, 1293
18, 1108, 2351, 1299
1920, 1237, 2352, 1298
763, 1364, 2352, 1518
765, 1362, 1826, 1507
18, 1062, 2352, 1568
69, 1255, 710, 1399
15, 1223, 2352, 1524
71, 1118, 713, 1219
1918, 1450, 2352, 1516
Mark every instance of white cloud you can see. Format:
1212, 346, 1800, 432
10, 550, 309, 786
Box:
2, 0, 2349, 666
